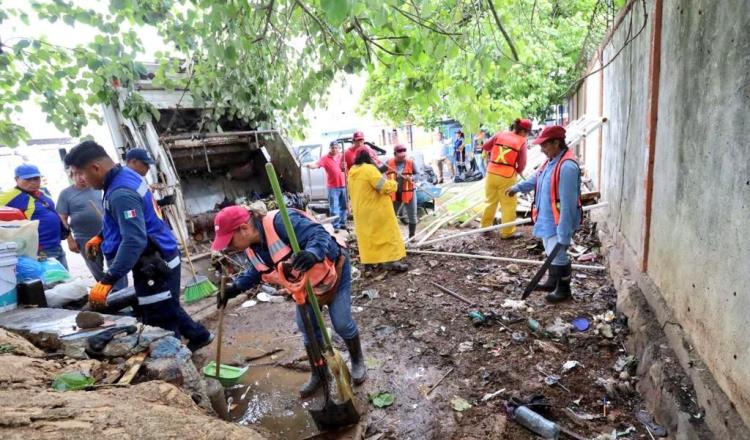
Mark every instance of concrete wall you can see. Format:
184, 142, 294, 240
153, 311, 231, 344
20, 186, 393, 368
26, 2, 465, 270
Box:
573, 0, 750, 427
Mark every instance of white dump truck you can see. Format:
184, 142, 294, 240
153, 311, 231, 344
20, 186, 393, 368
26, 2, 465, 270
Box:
101, 65, 307, 249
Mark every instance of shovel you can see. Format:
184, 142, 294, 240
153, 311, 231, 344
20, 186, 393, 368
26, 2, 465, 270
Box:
202, 273, 248, 387
265, 161, 360, 430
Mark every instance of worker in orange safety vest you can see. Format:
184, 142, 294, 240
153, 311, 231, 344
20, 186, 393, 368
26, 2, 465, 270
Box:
479, 118, 531, 239
385, 144, 419, 238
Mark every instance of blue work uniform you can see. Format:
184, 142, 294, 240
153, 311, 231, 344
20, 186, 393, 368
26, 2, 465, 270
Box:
101, 165, 210, 344
512, 149, 581, 265
0, 187, 67, 268
234, 210, 358, 344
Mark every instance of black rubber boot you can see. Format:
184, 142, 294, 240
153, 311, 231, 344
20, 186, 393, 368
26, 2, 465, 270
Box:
299, 345, 323, 398
546, 263, 572, 303
535, 265, 561, 292
344, 334, 367, 385
408, 223, 417, 238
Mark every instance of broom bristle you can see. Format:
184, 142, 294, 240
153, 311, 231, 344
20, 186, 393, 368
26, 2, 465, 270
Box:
184, 276, 218, 304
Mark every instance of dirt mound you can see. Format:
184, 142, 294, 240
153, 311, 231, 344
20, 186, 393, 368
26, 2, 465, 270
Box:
0, 328, 44, 358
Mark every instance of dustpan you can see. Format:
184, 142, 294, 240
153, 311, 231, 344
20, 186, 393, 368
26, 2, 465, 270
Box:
202, 361, 248, 387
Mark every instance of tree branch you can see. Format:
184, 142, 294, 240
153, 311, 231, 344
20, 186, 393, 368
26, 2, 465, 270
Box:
293, 0, 343, 49
253, 0, 275, 43
391, 6, 461, 36
485, 0, 519, 61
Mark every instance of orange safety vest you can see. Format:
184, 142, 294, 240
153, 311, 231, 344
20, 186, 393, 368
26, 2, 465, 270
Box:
530, 149, 583, 225
487, 131, 526, 178
386, 158, 415, 203
244, 210, 346, 303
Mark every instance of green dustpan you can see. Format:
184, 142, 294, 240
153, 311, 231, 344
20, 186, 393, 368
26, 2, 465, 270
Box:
202, 361, 248, 387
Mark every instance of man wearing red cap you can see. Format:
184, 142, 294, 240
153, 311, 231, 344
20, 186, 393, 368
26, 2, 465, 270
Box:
507, 125, 582, 303
211, 204, 367, 396
480, 118, 531, 239
386, 144, 419, 238
342, 131, 382, 172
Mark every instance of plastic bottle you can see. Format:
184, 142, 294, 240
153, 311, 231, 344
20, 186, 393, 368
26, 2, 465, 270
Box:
514, 406, 560, 439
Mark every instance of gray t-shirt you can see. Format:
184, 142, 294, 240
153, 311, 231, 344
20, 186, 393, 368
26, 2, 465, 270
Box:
56, 186, 103, 242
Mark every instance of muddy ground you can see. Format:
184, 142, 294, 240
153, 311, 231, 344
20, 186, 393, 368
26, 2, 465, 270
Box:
193, 215, 657, 440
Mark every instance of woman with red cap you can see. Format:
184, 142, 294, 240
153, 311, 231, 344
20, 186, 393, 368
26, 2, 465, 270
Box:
211, 202, 367, 396
507, 125, 582, 303
479, 118, 531, 239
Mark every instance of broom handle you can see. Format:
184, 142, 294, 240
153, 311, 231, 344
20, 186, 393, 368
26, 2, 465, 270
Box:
166, 205, 199, 278
215, 275, 225, 377
265, 163, 333, 351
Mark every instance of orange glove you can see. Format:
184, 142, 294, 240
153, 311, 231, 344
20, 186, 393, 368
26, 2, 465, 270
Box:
89, 282, 113, 307
85, 236, 103, 262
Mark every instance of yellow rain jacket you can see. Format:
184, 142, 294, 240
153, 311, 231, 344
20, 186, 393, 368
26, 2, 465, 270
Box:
348, 163, 406, 264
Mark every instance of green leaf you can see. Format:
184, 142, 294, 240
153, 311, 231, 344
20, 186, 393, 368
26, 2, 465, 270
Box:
225, 45, 237, 61
13, 39, 30, 51
368, 391, 395, 408
321, 0, 351, 26
450, 396, 472, 412
51, 372, 95, 391
63, 14, 75, 26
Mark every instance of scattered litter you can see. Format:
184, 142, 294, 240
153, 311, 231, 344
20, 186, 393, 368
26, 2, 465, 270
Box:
534, 340, 561, 354
571, 317, 590, 332
353, 306, 365, 313
481, 388, 506, 402
51, 371, 95, 391
511, 332, 528, 343
501, 299, 527, 311
450, 396, 472, 412
545, 317, 573, 339
468, 310, 488, 326
593, 310, 616, 323
241, 300, 258, 308
635, 409, 668, 437
596, 323, 614, 339
368, 391, 395, 408
351, 265, 361, 281
365, 358, 384, 370
259, 284, 278, 294
564, 407, 602, 426
505, 264, 520, 274
360, 289, 380, 300
513, 405, 560, 439
544, 374, 562, 387
577, 253, 597, 262
256, 292, 272, 302
428, 260, 439, 268
574, 273, 588, 279
562, 360, 582, 373
613, 355, 637, 373
458, 341, 473, 352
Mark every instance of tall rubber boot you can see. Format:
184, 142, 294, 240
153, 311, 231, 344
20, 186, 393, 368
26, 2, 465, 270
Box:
408, 223, 417, 238
545, 263, 572, 303
344, 334, 367, 385
534, 265, 561, 292
299, 345, 323, 398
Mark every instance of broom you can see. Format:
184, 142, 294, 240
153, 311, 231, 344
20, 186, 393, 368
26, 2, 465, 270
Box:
165, 205, 217, 303
265, 162, 358, 422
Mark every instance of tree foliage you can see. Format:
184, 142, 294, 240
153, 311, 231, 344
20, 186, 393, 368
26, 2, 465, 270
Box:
0, 0, 616, 146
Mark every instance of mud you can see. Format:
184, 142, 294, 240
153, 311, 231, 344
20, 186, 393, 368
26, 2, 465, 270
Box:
195, 218, 653, 439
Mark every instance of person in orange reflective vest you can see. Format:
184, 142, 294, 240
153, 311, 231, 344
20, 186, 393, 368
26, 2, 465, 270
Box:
211, 204, 366, 397
507, 125, 582, 303
479, 118, 531, 239
386, 144, 419, 238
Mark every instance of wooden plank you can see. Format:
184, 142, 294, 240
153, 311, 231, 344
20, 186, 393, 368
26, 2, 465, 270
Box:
117, 351, 148, 385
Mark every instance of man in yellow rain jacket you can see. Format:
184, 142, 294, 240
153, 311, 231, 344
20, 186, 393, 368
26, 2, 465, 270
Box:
479, 118, 530, 239
347, 150, 408, 271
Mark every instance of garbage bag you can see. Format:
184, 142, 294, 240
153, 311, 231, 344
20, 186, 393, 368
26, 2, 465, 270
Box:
39, 258, 70, 285
0, 220, 39, 258
16, 256, 43, 282
51, 371, 95, 391
45, 278, 89, 308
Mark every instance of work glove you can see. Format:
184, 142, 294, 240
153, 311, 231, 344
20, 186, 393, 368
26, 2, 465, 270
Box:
85, 235, 103, 262
217, 283, 241, 309
89, 282, 113, 308
291, 250, 318, 273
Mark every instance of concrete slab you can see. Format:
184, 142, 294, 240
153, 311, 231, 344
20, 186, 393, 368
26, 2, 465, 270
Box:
0, 307, 136, 350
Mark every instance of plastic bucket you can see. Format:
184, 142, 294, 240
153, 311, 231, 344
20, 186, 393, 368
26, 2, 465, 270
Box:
0, 254, 18, 313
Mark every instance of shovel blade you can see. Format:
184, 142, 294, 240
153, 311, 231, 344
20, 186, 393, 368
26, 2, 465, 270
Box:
309, 398, 360, 431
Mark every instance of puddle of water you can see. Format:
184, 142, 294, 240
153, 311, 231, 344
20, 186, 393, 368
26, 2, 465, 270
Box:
225, 365, 320, 440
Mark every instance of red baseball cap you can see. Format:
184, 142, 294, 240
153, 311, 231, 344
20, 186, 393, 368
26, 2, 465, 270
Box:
532, 125, 566, 145
211, 205, 250, 251
352, 131, 365, 141
516, 119, 532, 131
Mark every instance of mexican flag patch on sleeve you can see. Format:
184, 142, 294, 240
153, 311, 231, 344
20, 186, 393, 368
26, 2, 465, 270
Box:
123, 209, 138, 219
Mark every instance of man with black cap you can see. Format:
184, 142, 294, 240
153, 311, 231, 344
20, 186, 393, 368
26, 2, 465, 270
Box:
507, 125, 582, 303
64, 141, 213, 350
1, 164, 68, 268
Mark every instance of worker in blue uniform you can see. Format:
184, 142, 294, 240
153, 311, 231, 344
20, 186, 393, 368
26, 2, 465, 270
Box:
64, 141, 213, 351
0, 164, 68, 268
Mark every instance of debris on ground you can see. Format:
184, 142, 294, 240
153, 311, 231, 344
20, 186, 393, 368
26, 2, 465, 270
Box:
368, 391, 395, 408
450, 396, 472, 412
562, 360, 583, 374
